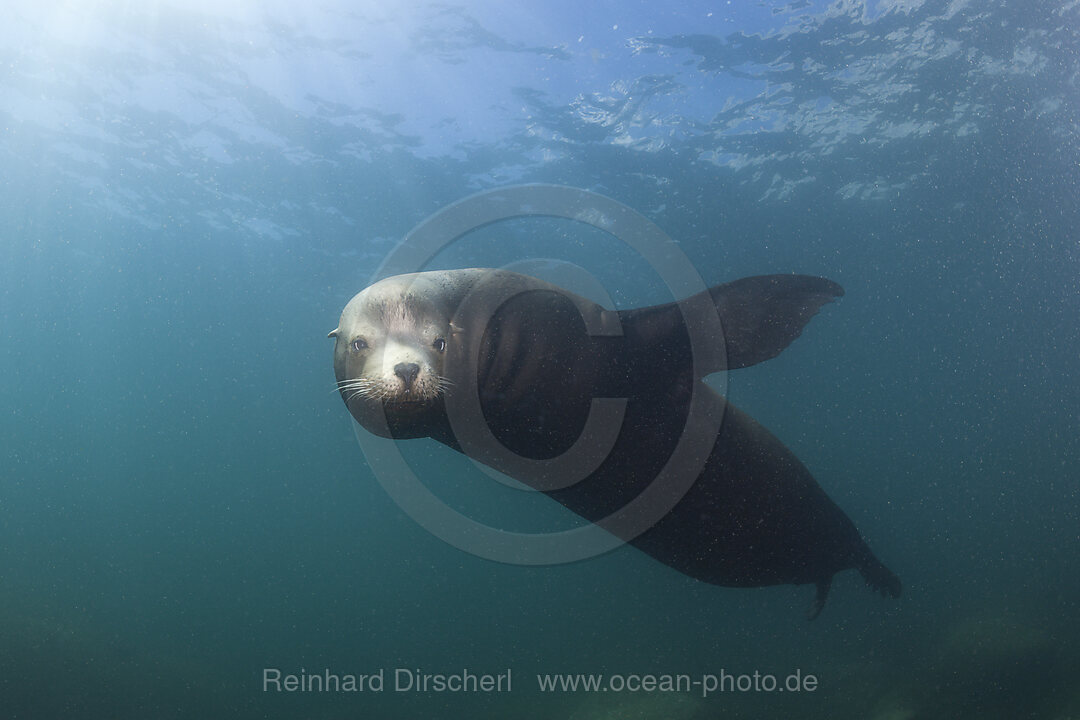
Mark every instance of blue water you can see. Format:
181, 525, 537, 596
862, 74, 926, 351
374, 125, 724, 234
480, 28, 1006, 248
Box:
1, 1, 1078, 718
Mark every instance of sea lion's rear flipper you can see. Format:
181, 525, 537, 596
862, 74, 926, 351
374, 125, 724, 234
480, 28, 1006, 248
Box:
618, 275, 844, 376
857, 553, 903, 599
807, 576, 833, 621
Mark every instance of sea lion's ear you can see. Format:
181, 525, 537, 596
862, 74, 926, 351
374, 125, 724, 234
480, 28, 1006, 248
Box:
327, 328, 339, 338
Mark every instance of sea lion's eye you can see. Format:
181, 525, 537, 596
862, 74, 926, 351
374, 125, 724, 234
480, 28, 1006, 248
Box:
350, 338, 368, 352
433, 338, 447, 352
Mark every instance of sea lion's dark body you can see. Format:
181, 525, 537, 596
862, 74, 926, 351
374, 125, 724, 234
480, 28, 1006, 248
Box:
332, 270, 901, 616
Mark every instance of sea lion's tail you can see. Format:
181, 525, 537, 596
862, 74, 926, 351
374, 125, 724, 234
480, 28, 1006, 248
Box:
857, 551, 902, 599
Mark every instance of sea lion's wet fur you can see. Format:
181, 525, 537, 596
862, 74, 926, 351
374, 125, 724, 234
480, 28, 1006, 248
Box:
373, 295, 429, 334
332, 269, 901, 617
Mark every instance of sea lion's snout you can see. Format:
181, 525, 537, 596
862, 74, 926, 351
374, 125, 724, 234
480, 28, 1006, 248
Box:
394, 362, 421, 390
368, 335, 433, 399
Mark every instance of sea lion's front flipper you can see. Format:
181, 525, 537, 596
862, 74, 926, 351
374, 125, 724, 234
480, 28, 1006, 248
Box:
807, 576, 833, 621
618, 274, 843, 377
708, 275, 844, 369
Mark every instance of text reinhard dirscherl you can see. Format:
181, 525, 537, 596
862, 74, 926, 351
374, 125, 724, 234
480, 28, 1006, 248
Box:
262, 668, 819, 698
263, 668, 512, 694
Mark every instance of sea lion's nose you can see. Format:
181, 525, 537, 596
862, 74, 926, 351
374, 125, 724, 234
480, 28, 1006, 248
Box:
394, 362, 420, 388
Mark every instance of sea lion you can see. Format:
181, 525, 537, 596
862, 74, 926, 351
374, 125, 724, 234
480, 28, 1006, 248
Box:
329, 269, 901, 618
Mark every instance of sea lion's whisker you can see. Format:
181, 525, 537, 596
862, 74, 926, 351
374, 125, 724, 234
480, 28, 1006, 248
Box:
346, 387, 375, 402
334, 381, 374, 395
336, 378, 372, 389
333, 384, 367, 394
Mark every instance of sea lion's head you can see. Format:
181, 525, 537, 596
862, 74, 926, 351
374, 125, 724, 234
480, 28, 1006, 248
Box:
329, 273, 460, 438
330, 268, 595, 441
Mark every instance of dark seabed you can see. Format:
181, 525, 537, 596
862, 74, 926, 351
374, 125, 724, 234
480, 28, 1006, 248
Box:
1, 1, 1078, 718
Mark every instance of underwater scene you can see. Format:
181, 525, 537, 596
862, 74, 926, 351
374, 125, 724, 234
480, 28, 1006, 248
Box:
1, 1, 1078, 718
